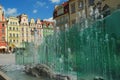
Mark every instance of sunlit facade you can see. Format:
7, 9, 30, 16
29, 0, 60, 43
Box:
17, 14, 31, 47
7, 17, 20, 49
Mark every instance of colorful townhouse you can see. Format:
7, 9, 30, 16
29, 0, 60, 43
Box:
0, 5, 7, 53
42, 21, 54, 37
17, 14, 31, 47
7, 16, 20, 51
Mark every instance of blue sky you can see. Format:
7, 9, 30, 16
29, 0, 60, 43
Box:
0, 0, 67, 20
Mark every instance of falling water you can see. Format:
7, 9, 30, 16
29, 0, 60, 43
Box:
33, 28, 38, 64
15, 10, 120, 80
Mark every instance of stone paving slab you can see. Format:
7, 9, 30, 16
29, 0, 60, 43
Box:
0, 54, 15, 65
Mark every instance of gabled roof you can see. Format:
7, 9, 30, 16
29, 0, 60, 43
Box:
42, 21, 54, 28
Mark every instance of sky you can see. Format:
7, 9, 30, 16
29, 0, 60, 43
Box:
0, 0, 67, 21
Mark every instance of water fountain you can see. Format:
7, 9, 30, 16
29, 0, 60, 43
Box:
35, 10, 120, 80
33, 28, 39, 64
0, 9, 120, 80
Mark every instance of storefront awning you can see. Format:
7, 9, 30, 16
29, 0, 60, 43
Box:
0, 46, 7, 49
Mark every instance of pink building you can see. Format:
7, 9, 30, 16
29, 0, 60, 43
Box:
0, 5, 7, 53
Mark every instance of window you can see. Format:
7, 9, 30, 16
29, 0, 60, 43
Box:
72, 19, 76, 25
10, 33, 12, 37
16, 34, 18, 37
13, 34, 15, 37
78, 0, 84, 10
56, 19, 58, 25
61, 17, 63, 22
89, 0, 94, 6
71, 2, 76, 14
25, 23, 27, 26
57, 8, 64, 16
10, 22, 12, 25
117, 4, 120, 9
16, 28, 18, 31
2, 24, 4, 27
22, 28, 24, 31
2, 37, 5, 41
13, 40, 15, 42
2, 29, 4, 33
58, 19, 60, 24
9, 27, 11, 30
65, 16, 68, 22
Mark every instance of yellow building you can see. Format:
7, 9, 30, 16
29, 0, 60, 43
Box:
17, 14, 31, 47
7, 17, 20, 49
29, 18, 35, 42
36, 19, 43, 44
30, 18, 43, 44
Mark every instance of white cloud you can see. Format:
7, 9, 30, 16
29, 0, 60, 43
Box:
34, 1, 46, 8
33, 9, 37, 13
4, 8, 19, 16
44, 17, 55, 22
50, 0, 60, 3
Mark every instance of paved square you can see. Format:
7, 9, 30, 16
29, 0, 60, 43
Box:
0, 54, 15, 65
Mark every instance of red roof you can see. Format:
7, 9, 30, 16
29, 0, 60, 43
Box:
42, 21, 54, 27
62, 1, 68, 6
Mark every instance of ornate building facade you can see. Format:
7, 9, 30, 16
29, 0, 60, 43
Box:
7, 17, 20, 50
0, 5, 7, 52
17, 14, 31, 47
